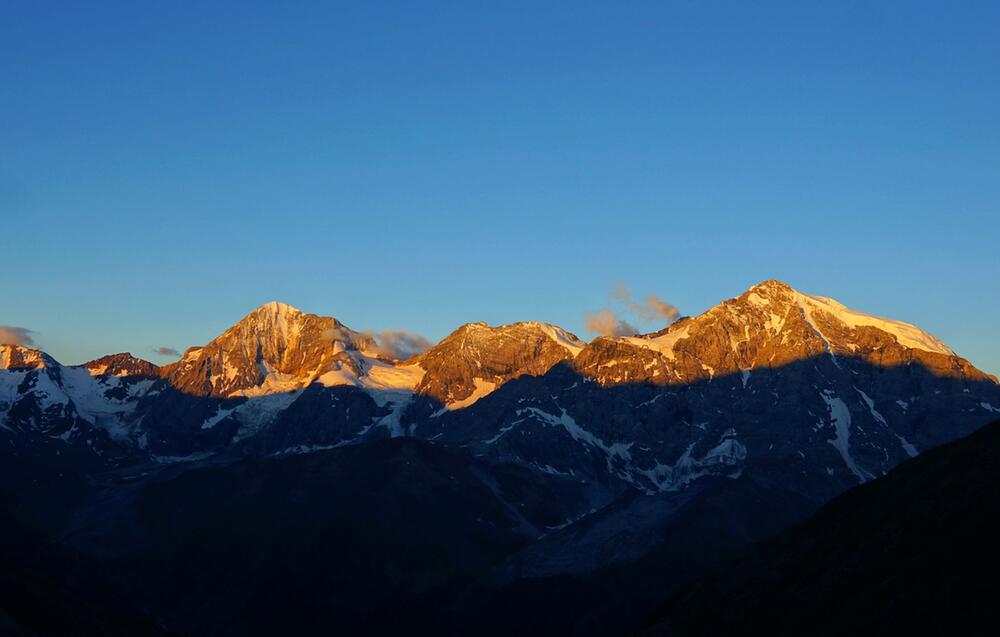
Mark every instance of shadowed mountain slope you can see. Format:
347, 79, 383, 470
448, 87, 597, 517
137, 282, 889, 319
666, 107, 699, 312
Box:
643, 419, 1000, 637
70, 438, 560, 636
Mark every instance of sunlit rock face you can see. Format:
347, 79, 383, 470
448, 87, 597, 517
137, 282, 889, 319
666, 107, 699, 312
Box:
84, 353, 160, 378
160, 301, 377, 398
412, 321, 584, 406
575, 279, 989, 387
0, 344, 56, 371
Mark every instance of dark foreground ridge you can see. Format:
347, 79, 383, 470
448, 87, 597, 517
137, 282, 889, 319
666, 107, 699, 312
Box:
642, 419, 1000, 637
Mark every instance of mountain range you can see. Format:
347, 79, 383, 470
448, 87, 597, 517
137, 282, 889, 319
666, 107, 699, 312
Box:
2, 279, 999, 635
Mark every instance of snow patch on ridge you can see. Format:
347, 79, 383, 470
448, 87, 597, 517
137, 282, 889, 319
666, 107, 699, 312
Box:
638, 430, 747, 492
855, 387, 887, 427
896, 434, 919, 458
795, 291, 953, 355
511, 405, 747, 493
617, 324, 691, 360
447, 378, 497, 410
821, 390, 870, 483
230, 391, 304, 442
522, 322, 586, 358
202, 405, 236, 430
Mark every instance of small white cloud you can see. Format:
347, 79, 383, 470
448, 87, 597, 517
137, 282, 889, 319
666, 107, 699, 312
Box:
366, 330, 433, 360
584, 309, 637, 337
584, 282, 681, 337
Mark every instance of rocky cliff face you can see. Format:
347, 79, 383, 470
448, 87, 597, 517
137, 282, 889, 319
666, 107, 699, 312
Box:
575, 280, 990, 387
0, 344, 57, 371
412, 321, 584, 405
84, 353, 160, 378
160, 301, 376, 398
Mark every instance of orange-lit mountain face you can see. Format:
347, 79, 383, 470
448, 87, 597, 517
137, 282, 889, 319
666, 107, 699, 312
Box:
66, 278, 990, 409
160, 301, 378, 398
0, 344, 57, 371
576, 280, 990, 387
411, 321, 584, 405
155, 301, 588, 405
3, 280, 997, 462
2, 279, 999, 505
149, 281, 991, 409
84, 353, 160, 379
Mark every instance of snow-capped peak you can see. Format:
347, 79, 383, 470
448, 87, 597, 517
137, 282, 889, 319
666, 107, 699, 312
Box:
161, 302, 401, 398
574, 279, 971, 388
251, 300, 303, 320
791, 292, 952, 356
743, 280, 953, 356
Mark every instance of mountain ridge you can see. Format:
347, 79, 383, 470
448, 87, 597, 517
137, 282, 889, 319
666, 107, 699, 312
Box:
140, 279, 1000, 402
4, 280, 1000, 635
4, 280, 997, 473
9, 280, 991, 401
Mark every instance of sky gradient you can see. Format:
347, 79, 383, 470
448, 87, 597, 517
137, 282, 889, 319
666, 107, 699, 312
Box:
3, 2, 999, 375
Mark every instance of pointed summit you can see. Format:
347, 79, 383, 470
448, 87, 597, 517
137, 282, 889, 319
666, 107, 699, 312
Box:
747, 279, 796, 294
162, 303, 373, 397
247, 300, 303, 320
258, 300, 298, 312
235, 301, 308, 332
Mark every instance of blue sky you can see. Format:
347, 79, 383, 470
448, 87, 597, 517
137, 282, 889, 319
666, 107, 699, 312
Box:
2, 2, 999, 374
